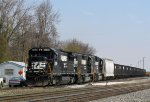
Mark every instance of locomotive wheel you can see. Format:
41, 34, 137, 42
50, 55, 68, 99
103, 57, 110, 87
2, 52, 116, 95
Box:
51, 76, 61, 85
93, 73, 98, 82
68, 77, 75, 84
0, 82, 3, 88
102, 74, 106, 81
94, 74, 99, 82
77, 76, 83, 84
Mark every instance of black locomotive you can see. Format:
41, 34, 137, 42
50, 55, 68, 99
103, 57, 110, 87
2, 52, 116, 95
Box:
26, 47, 146, 86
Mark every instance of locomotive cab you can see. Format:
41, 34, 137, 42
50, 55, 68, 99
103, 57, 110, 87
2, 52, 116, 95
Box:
93, 56, 103, 81
26, 48, 77, 86
26, 48, 57, 86
27, 48, 56, 73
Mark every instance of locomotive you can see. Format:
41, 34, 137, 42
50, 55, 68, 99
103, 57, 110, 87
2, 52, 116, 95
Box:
26, 47, 146, 86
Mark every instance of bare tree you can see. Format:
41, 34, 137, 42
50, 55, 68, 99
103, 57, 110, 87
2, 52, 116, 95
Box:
0, 0, 30, 62
62, 38, 96, 55
0, 0, 30, 41
10, 14, 34, 62
34, 0, 59, 47
0, 0, 60, 63
10, 0, 60, 62
0, 35, 11, 63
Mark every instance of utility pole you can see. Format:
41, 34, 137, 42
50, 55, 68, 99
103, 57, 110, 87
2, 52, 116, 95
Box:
139, 60, 142, 68
143, 57, 146, 69
138, 60, 140, 68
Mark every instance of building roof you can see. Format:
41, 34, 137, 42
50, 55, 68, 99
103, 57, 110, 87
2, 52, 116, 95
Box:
0, 61, 25, 68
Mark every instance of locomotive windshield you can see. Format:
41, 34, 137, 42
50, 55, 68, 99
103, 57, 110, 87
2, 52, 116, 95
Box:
29, 51, 53, 60
31, 56, 47, 61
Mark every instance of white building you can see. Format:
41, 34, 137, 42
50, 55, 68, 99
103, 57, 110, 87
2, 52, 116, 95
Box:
0, 61, 26, 85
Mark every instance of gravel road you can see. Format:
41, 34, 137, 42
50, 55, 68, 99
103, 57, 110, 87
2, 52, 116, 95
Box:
91, 88, 150, 102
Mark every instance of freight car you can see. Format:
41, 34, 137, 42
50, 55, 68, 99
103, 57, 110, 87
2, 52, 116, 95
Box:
26, 47, 146, 86
114, 64, 145, 78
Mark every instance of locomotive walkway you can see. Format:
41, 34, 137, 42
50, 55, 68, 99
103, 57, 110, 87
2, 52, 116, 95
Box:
0, 78, 150, 102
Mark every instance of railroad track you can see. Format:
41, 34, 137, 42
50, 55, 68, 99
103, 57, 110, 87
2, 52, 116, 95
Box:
27, 83, 150, 102
0, 85, 106, 102
1, 81, 150, 102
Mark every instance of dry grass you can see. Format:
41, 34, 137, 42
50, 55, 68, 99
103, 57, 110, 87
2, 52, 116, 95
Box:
145, 72, 150, 76
0, 87, 66, 96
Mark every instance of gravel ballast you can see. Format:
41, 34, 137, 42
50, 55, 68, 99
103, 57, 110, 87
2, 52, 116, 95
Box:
91, 88, 150, 102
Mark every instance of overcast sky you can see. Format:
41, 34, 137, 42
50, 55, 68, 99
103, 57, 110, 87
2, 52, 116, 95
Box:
27, 0, 150, 71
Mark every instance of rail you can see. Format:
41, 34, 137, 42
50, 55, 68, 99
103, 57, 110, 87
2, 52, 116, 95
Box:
0, 81, 150, 102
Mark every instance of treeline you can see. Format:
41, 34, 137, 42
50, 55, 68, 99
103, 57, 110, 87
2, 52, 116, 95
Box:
0, 0, 95, 63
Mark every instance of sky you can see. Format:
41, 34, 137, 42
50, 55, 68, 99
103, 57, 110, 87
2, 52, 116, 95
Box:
27, 0, 150, 71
